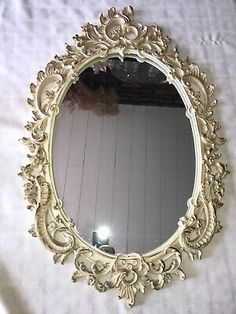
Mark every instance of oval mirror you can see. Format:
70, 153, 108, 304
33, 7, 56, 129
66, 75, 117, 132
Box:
53, 57, 195, 254
20, 6, 228, 308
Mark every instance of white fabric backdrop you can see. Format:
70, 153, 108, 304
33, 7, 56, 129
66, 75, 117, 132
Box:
0, 1, 236, 313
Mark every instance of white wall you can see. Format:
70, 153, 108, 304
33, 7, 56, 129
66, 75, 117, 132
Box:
1, 1, 236, 313
53, 104, 194, 253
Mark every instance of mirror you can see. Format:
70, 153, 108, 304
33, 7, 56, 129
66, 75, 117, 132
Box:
20, 6, 228, 307
53, 57, 195, 254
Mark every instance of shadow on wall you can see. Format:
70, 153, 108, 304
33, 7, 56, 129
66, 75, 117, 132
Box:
0, 259, 31, 314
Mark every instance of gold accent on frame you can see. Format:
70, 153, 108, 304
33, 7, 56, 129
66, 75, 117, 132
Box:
19, 6, 228, 307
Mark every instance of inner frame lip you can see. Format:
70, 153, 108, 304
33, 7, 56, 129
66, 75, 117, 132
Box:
50, 51, 201, 259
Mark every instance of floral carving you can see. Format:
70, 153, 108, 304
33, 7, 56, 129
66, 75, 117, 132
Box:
71, 248, 185, 307
20, 6, 228, 307
111, 255, 150, 307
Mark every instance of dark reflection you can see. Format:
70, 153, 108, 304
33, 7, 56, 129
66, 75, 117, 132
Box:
64, 58, 184, 115
99, 245, 116, 255
53, 57, 195, 254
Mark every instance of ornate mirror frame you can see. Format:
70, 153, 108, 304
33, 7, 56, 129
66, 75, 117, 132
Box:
19, 6, 228, 307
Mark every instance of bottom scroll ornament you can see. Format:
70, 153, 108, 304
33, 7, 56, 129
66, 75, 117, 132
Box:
71, 247, 185, 307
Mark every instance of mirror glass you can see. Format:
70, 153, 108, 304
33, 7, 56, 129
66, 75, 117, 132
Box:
53, 57, 195, 254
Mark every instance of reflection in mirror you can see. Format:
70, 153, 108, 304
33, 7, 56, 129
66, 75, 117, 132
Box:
53, 57, 195, 254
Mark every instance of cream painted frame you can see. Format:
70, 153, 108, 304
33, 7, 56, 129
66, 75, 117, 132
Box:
19, 6, 228, 307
